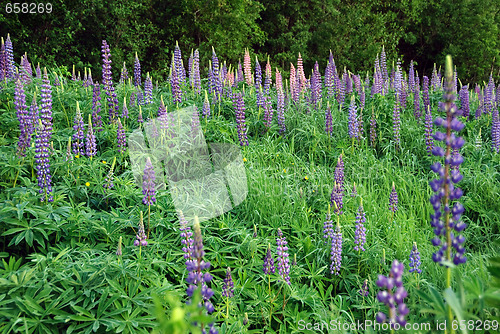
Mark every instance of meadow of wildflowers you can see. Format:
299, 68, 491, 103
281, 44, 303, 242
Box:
0, 36, 499, 334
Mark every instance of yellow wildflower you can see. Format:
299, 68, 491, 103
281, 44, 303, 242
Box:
85, 182, 90, 187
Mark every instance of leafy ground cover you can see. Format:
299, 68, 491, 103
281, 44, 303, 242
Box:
0, 38, 499, 333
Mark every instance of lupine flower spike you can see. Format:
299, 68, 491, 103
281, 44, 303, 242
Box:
116, 236, 122, 257
389, 182, 398, 222
134, 211, 147, 250
429, 55, 467, 270
185, 216, 217, 334
354, 199, 367, 252
222, 267, 234, 319
376, 260, 409, 326
330, 201, 343, 275
409, 242, 422, 274
276, 228, 291, 285
103, 156, 116, 191
179, 211, 193, 259
359, 279, 369, 297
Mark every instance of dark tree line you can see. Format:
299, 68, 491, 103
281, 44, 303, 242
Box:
1, 0, 498, 84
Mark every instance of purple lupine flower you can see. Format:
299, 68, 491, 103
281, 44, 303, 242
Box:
193, 49, 201, 94
35, 63, 41, 79
35, 119, 53, 202
360, 85, 366, 110
254, 56, 262, 91
370, 109, 377, 147
263, 243, 275, 274
326, 52, 336, 98
102, 40, 118, 121
348, 95, 359, 140
353, 74, 361, 95
91, 82, 103, 132
185, 218, 216, 318
429, 56, 466, 266
53, 73, 60, 87
359, 279, 369, 297
232, 92, 249, 146
72, 66, 76, 81
188, 51, 193, 87
376, 260, 409, 326
144, 73, 153, 104
409, 242, 422, 274
134, 52, 141, 87
157, 95, 167, 117
276, 228, 291, 285
142, 157, 156, 205
134, 211, 148, 246
237, 59, 244, 84
121, 97, 129, 119
174, 41, 185, 84
263, 95, 273, 130
276, 68, 286, 135
222, 267, 234, 298
179, 211, 193, 259
171, 62, 182, 104
86, 68, 93, 87
72, 102, 85, 157
423, 76, 430, 112
310, 61, 322, 109
201, 90, 210, 118
117, 118, 126, 153
325, 101, 333, 136
354, 203, 367, 251
357, 106, 364, 139
351, 183, 357, 197
408, 61, 415, 93
459, 85, 470, 119
330, 182, 343, 215
424, 106, 434, 156
21, 53, 32, 84
389, 182, 398, 213
330, 220, 342, 275
211, 48, 221, 100
0, 38, 5, 81
323, 206, 334, 243
119, 61, 129, 84
492, 109, 500, 153
5, 34, 15, 80
85, 115, 97, 158
15, 80, 30, 156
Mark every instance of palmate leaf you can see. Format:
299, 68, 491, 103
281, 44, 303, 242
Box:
415, 285, 447, 317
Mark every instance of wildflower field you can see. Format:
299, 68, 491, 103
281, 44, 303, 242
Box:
0, 35, 499, 334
